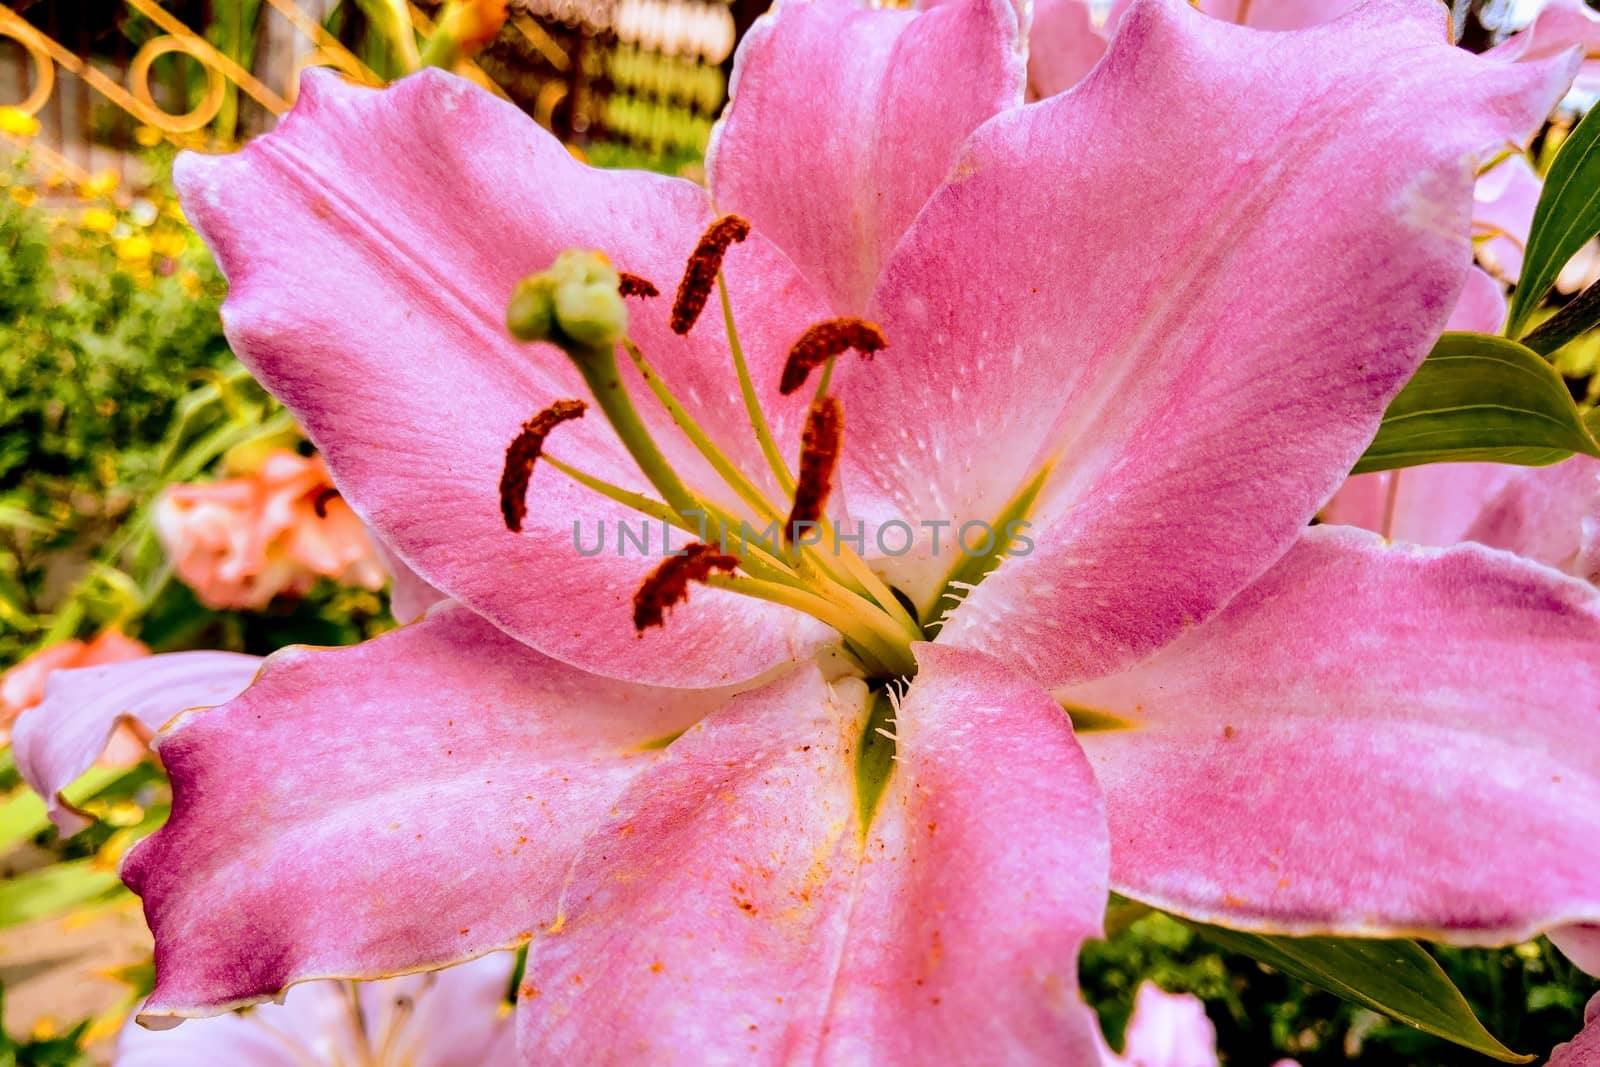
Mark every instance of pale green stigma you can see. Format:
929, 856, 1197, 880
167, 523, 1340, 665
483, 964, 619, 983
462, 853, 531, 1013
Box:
506, 249, 629, 350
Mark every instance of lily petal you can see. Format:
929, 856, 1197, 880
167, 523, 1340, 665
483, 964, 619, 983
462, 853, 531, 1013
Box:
1549, 994, 1600, 1067
1029, 0, 1111, 97
178, 67, 829, 687
1320, 463, 1519, 546
846, 0, 1575, 684
1324, 456, 1600, 583
1491, 0, 1600, 99
821, 645, 1109, 1063
116, 954, 518, 1066
707, 0, 1023, 314
122, 603, 722, 1021
1464, 456, 1600, 584
1104, 982, 1220, 1067
12, 652, 260, 835
373, 539, 445, 624
1474, 154, 1541, 283
520, 646, 1107, 1061
1197, 0, 1357, 30
1552, 924, 1600, 976
1447, 265, 1508, 333
1062, 526, 1600, 943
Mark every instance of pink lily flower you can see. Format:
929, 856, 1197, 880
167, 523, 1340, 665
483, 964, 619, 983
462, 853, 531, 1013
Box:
1096, 981, 1303, 1067
1, 628, 147, 742
155, 448, 386, 611
1550, 993, 1600, 1067
1490, 0, 1600, 101
1473, 152, 1542, 286
116, 953, 518, 1066
12, 650, 261, 833
115, 0, 1600, 1059
1099, 983, 1221, 1067
1321, 456, 1600, 584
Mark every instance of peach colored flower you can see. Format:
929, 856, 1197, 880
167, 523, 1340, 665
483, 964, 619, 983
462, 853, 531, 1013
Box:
155, 449, 385, 611
1, 629, 149, 761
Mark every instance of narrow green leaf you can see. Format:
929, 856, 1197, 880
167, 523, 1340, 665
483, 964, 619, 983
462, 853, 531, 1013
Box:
1352, 332, 1600, 474
0, 789, 48, 851
1508, 103, 1600, 337
0, 859, 122, 928
1523, 274, 1600, 355
1183, 921, 1530, 1062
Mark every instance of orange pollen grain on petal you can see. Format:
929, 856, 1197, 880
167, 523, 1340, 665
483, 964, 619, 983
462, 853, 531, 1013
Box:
632, 542, 739, 632
617, 271, 659, 299
779, 318, 887, 395
499, 399, 587, 533
785, 395, 843, 542
671, 214, 750, 335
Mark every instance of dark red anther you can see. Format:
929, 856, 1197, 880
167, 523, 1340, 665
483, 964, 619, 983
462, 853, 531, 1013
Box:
310, 487, 340, 519
671, 215, 750, 335
632, 542, 740, 632
785, 395, 843, 542
499, 399, 587, 533
780, 318, 887, 395
618, 272, 659, 299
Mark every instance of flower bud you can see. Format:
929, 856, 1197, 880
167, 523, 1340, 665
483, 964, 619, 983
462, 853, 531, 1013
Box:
506, 250, 629, 351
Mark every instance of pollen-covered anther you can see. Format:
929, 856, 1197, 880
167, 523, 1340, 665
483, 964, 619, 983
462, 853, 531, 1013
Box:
617, 272, 659, 299
671, 214, 750, 335
632, 543, 739, 632
499, 399, 587, 533
785, 395, 843, 542
779, 318, 888, 395
310, 487, 340, 519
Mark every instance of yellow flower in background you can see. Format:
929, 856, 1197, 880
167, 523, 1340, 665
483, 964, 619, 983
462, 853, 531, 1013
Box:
9, 186, 37, 208
134, 125, 163, 148
0, 106, 41, 139
80, 207, 117, 234
178, 269, 203, 298
79, 169, 119, 200
115, 234, 153, 263
152, 230, 188, 259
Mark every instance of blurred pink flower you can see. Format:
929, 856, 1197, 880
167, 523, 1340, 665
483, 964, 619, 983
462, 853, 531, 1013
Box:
0, 629, 148, 760
155, 449, 385, 610
1101, 983, 1221, 1067
116, 953, 519, 1067
1322, 458, 1600, 585
1097, 980, 1307, 1067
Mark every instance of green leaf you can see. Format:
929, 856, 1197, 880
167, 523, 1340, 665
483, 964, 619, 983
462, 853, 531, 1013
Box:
0, 788, 49, 852
1352, 332, 1600, 474
1508, 103, 1600, 337
1182, 921, 1530, 1062
1523, 274, 1600, 355
0, 859, 122, 928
